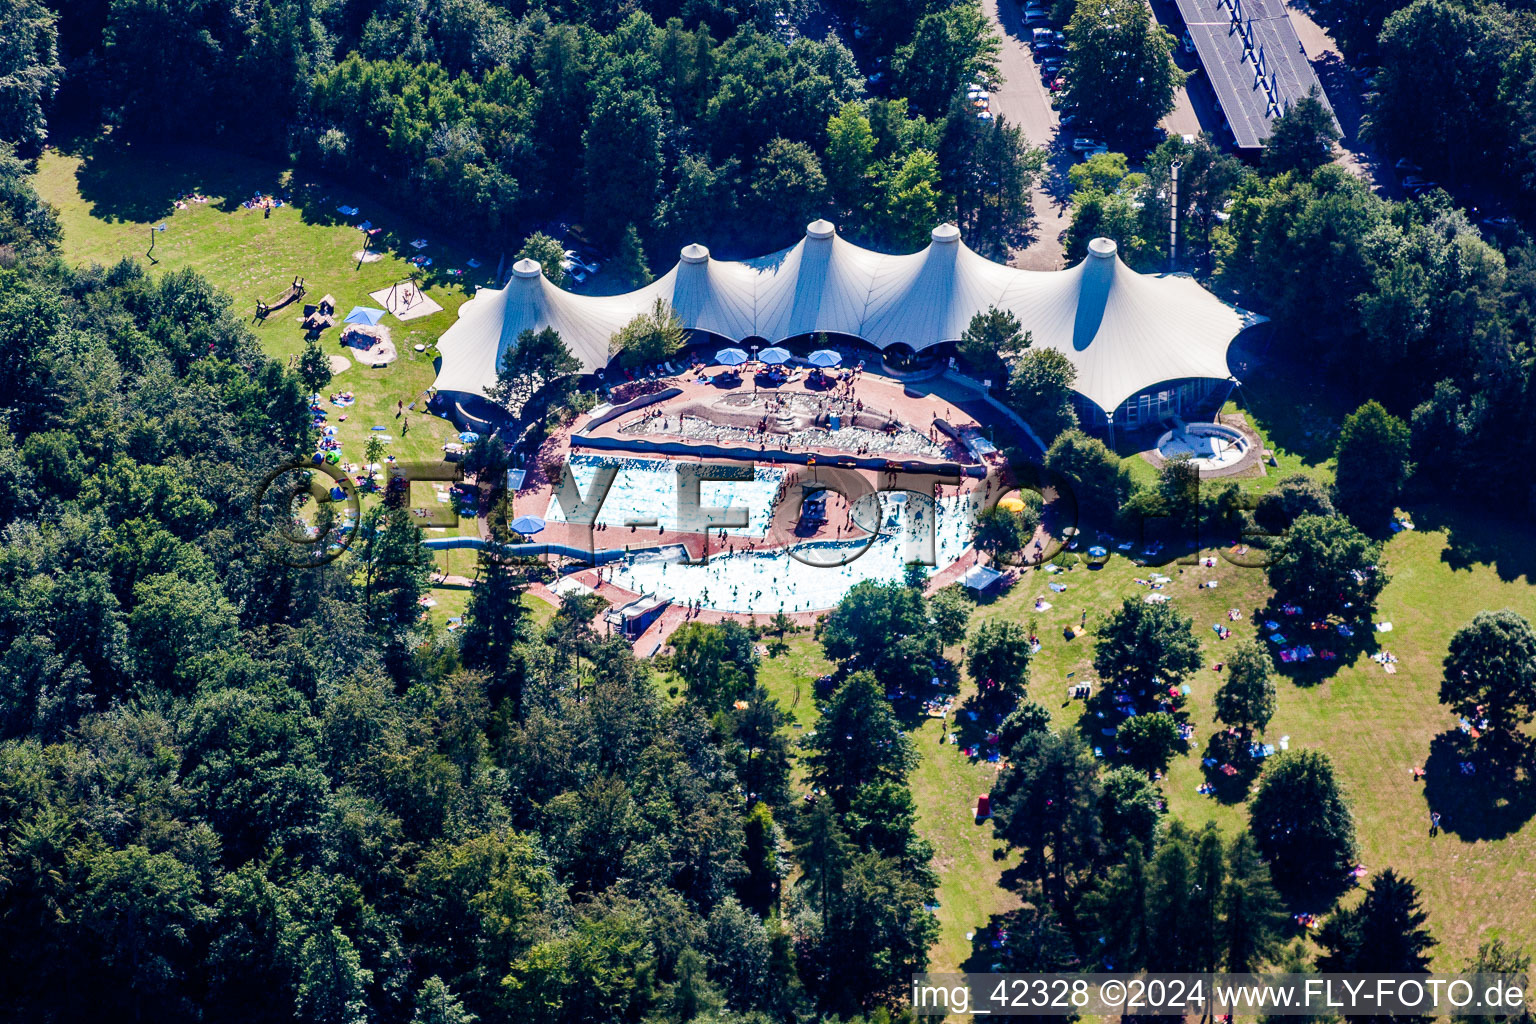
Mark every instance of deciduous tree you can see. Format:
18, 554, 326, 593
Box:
1441, 609, 1536, 740
967, 619, 1033, 709
1263, 86, 1342, 176
1268, 513, 1386, 622
1061, 0, 1184, 148
611, 298, 686, 369
1334, 400, 1411, 528
1005, 348, 1079, 441
1093, 598, 1203, 703
1249, 749, 1358, 897
1214, 641, 1277, 735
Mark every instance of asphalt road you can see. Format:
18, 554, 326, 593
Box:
981, 0, 1071, 269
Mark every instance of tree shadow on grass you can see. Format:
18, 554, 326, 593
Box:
1197, 729, 1262, 804
69, 139, 493, 296
1424, 730, 1536, 842
1226, 337, 1349, 470
1257, 600, 1379, 688
1410, 500, 1536, 585
1075, 688, 1127, 758
961, 873, 1081, 973
73, 138, 281, 223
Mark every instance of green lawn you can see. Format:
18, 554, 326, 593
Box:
31, 139, 1536, 973
32, 140, 520, 607
965, 516, 1536, 966
758, 637, 831, 733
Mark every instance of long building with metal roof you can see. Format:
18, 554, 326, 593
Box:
1174, 0, 1338, 151
434, 221, 1267, 429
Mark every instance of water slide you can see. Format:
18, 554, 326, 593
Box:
420, 536, 632, 565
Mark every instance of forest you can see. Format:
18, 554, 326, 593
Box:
0, 146, 913, 1021
9, 0, 1039, 261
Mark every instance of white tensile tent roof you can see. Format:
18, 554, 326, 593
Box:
433, 221, 1265, 415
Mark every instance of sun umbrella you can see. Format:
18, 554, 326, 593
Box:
998, 496, 1027, 512
807, 349, 842, 367
758, 347, 792, 365
510, 515, 546, 535
714, 347, 749, 366
1088, 545, 1108, 558
343, 306, 387, 326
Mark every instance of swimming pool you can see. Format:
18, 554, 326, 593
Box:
603, 490, 978, 612
543, 454, 786, 537
1155, 422, 1248, 470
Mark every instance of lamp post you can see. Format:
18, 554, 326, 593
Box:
1169, 159, 1182, 272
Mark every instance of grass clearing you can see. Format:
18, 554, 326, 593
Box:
32, 141, 528, 610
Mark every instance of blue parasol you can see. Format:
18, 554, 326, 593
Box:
343, 306, 387, 326
510, 515, 546, 535
714, 347, 749, 366
807, 349, 842, 367
758, 347, 792, 365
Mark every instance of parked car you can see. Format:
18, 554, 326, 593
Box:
1024, 9, 1049, 22
1071, 136, 1105, 151
1401, 175, 1431, 188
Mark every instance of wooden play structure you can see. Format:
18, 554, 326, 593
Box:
302, 294, 337, 338
256, 276, 306, 319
